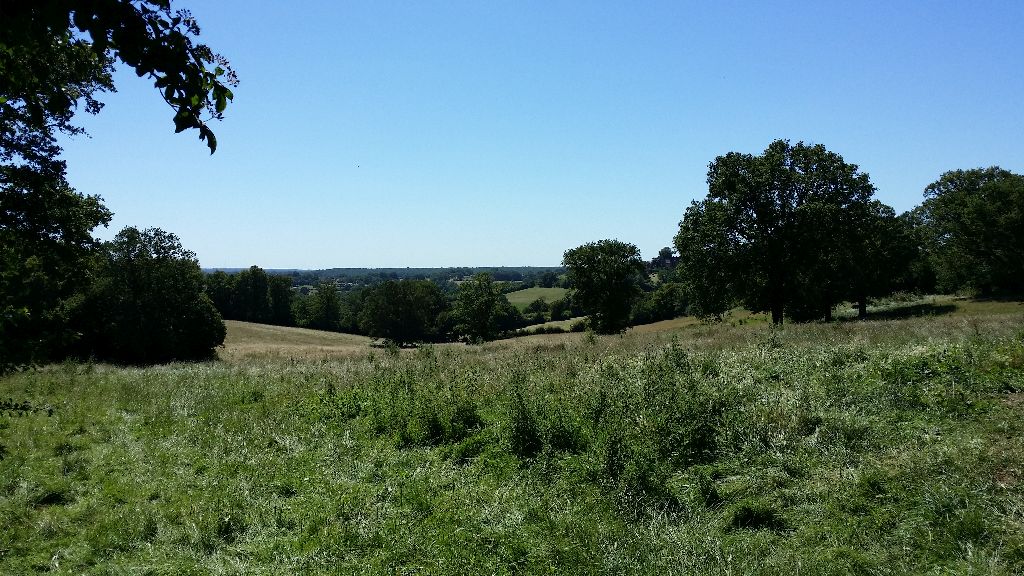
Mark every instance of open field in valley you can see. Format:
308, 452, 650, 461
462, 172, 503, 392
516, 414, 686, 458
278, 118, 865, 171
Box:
2, 297, 1024, 574
503, 287, 569, 311
220, 321, 373, 363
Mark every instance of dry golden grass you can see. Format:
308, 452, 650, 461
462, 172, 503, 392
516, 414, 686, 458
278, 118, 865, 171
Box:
221, 297, 1024, 362
220, 320, 374, 362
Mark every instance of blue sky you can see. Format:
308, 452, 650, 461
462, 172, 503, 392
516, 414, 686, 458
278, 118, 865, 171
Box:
60, 1, 1024, 268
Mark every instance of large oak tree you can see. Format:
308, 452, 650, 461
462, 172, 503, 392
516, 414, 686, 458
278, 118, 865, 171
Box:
674, 140, 877, 324
72, 227, 225, 363
563, 239, 644, 333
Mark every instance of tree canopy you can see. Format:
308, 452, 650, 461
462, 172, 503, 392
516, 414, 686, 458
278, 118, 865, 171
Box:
453, 273, 522, 342
0, 175, 110, 371
0, 0, 235, 370
1, 0, 237, 157
562, 239, 644, 333
359, 280, 449, 346
844, 200, 920, 317
305, 281, 343, 332
916, 167, 1024, 296
204, 266, 295, 327
631, 282, 687, 326
71, 226, 225, 363
675, 140, 877, 324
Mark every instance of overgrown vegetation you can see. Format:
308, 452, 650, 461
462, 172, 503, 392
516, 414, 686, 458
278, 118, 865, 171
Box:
3, 301, 1023, 573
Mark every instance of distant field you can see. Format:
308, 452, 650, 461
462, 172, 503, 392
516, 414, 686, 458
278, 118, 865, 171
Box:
504, 286, 568, 310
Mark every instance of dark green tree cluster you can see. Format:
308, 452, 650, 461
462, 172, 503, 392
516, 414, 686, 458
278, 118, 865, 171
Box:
452, 273, 522, 342
282, 274, 526, 346
523, 297, 550, 324
285, 266, 565, 290
674, 140, 918, 324
915, 167, 1024, 296
536, 271, 560, 288
548, 294, 583, 322
359, 280, 450, 346
668, 142, 1022, 324
0, 176, 111, 369
562, 143, 1021, 331
71, 227, 225, 364
630, 282, 688, 325
1, 0, 235, 371
294, 281, 346, 332
562, 240, 645, 333
205, 266, 294, 326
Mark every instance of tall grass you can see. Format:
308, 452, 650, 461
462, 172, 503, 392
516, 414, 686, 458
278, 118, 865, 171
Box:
2, 305, 1023, 573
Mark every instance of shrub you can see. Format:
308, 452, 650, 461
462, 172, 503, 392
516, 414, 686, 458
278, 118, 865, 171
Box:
505, 387, 542, 459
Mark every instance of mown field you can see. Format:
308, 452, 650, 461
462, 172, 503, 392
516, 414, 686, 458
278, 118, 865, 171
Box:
504, 287, 569, 311
2, 297, 1024, 574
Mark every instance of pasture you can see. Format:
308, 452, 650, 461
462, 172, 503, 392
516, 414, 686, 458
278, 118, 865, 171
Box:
2, 297, 1023, 574
504, 286, 569, 311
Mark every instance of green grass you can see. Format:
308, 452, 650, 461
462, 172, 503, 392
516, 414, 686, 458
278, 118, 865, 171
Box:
2, 299, 1024, 573
504, 286, 569, 310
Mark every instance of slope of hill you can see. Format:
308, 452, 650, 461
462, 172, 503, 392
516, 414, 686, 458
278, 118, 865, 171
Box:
5, 299, 1021, 573
220, 320, 373, 361
504, 286, 569, 310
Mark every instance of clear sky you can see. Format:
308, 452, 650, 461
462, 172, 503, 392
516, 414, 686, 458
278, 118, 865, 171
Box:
59, 1, 1024, 269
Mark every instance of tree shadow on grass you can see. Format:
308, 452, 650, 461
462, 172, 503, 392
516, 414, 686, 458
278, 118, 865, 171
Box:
856, 302, 958, 321
971, 294, 1024, 303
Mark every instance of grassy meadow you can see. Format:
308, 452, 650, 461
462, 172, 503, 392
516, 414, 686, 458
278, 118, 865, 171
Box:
504, 287, 569, 311
2, 297, 1024, 574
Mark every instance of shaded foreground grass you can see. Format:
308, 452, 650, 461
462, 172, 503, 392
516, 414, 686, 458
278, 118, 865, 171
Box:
2, 302, 1024, 574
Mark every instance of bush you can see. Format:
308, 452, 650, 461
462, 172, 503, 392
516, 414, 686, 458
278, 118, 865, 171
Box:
631, 282, 687, 325
505, 388, 543, 458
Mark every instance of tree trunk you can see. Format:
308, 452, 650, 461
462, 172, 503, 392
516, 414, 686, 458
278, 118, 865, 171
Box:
858, 297, 867, 319
771, 304, 784, 325
825, 307, 833, 322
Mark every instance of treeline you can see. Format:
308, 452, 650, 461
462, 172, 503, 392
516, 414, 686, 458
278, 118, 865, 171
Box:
2, 224, 225, 371
204, 267, 584, 344
204, 143, 1024, 342
576, 143, 1023, 332
281, 267, 567, 289
205, 267, 294, 325
5, 135, 1022, 369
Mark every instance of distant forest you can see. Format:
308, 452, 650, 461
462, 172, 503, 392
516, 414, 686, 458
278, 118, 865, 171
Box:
203, 267, 567, 288
203, 266, 581, 345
